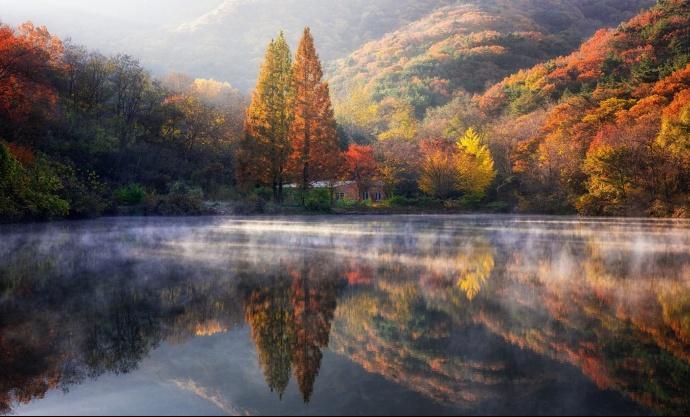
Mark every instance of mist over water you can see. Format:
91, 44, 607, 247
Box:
1, 215, 689, 415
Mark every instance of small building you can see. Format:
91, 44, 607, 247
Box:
286, 180, 388, 202
332, 181, 387, 202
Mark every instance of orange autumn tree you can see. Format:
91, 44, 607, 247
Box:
288, 28, 341, 201
0, 23, 63, 136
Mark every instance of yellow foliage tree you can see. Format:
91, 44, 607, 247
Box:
334, 83, 380, 135
455, 128, 496, 197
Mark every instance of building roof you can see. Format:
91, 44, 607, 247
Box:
284, 181, 355, 189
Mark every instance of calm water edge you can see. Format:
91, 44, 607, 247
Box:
1, 215, 689, 416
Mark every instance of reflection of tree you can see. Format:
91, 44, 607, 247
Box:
3, 218, 689, 415
242, 261, 344, 403
456, 243, 495, 300
456, 236, 690, 415
82, 287, 164, 376
244, 277, 294, 398
0, 235, 246, 414
290, 264, 341, 403
0, 325, 62, 415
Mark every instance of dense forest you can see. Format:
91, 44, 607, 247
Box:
334, 0, 690, 216
0, 0, 689, 222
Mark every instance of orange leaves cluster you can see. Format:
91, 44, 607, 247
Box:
0, 23, 63, 124
287, 29, 342, 189
343, 144, 377, 194
4, 142, 35, 166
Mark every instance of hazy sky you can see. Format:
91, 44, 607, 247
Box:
0, 0, 223, 25
0, 0, 223, 44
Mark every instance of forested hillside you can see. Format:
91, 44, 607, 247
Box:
330, 0, 654, 117
333, 0, 689, 217
477, 0, 690, 215
1, 0, 688, 222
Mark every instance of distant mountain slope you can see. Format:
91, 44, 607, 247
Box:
477, 0, 690, 215
329, 0, 655, 114
478, 0, 689, 117
138, 0, 457, 90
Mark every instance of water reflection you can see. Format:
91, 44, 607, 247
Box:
0, 216, 689, 415
241, 263, 345, 402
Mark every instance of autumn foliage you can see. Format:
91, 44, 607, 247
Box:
238, 28, 341, 203
343, 144, 377, 197
288, 28, 341, 193
0, 23, 62, 129
466, 0, 690, 216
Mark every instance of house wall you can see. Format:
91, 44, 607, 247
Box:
334, 182, 387, 202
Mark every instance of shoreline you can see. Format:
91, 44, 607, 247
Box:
3, 209, 690, 227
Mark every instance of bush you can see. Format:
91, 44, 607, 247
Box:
485, 201, 511, 213
157, 182, 205, 215
115, 184, 146, 206
239, 187, 274, 213
254, 187, 274, 202
410, 195, 443, 208
51, 162, 107, 218
336, 198, 369, 210
208, 185, 241, 202
304, 188, 332, 212
25, 158, 71, 219
386, 195, 414, 207
456, 192, 484, 210
1, 144, 69, 222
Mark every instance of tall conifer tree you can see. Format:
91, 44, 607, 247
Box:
238, 32, 293, 202
288, 28, 341, 199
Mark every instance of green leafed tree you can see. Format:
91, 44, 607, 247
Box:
0, 143, 69, 222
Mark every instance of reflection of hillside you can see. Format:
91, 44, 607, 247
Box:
325, 228, 690, 415
484, 240, 690, 415
420, 236, 690, 415
330, 274, 552, 409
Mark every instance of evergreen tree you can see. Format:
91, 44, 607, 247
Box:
288, 28, 341, 201
239, 32, 294, 202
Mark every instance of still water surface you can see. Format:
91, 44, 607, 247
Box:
1, 215, 689, 415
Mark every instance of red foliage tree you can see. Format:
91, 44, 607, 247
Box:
343, 144, 377, 198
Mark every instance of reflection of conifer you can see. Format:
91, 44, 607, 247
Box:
243, 278, 294, 398
242, 263, 344, 403
289, 265, 342, 403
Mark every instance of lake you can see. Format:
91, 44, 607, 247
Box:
1, 215, 689, 416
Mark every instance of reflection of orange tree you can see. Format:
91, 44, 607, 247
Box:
0, 324, 62, 415
243, 265, 345, 402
